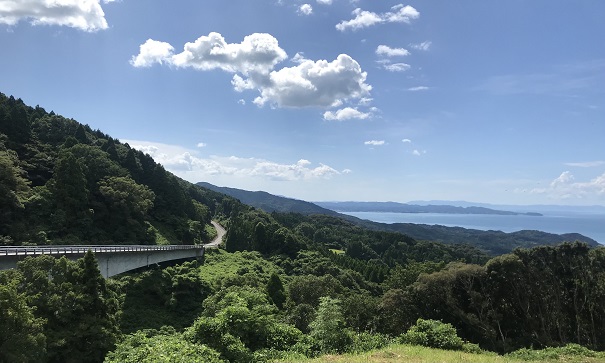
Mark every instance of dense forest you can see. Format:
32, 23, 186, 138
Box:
1, 92, 605, 363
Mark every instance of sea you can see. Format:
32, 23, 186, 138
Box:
340, 211, 605, 245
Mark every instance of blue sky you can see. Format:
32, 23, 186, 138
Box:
1, 0, 604, 205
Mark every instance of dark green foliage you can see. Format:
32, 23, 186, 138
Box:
0, 270, 46, 363
119, 261, 210, 333
266, 272, 286, 309
0, 91, 230, 245
12, 252, 121, 363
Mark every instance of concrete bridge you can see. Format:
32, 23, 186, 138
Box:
0, 245, 205, 278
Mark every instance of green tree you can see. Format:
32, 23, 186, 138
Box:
0, 270, 46, 363
16, 253, 121, 363
266, 272, 286, 309
308, 297, 352, 354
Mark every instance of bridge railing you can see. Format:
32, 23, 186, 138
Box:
0, 245, 202, 257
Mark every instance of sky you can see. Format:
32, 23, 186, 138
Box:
1, 0, 604, 206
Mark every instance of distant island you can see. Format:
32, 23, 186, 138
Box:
315, 201, 543, 216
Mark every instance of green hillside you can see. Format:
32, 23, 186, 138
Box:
2, 92, 605, 363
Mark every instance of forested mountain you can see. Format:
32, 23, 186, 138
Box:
198, 182, 339, 216
0, 92, 240, 246
2, 92, 605, 363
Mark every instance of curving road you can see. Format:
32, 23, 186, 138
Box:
205, 221, 226, 248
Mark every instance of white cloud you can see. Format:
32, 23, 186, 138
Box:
197, 142, 207, 148
130, 39, 175, 67
564, 161, 605, 168
0, 0, 113, 31
376, 45, 410, 57
317, 0, 332, 4
323, 107, 371, 121
299, 4, 313, 15
336, 4, 419, 32
530, 171, 605, 200
408, 86, 429, 91
253, 54, 372, 108
238, 99, 246, 105
132, 34, 371, 110
402, 138, 412, 143
410, 41, 432, 51
365, 140, 385, 146
124, 139, 344, 182
383, 63, 411, 72
131, 32, 288, 76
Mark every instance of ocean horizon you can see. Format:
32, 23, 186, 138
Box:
340, 211, 605, 245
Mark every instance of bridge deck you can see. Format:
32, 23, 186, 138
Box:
0, 245, 201, 256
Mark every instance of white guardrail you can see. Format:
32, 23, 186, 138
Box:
0, 245, 202, 256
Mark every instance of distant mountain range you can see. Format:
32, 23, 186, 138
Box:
196, 182, 340, 216
315, 201, 543, 216
196, 182, 599, 255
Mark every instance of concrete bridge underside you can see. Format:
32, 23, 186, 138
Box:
0, 245, 205, 278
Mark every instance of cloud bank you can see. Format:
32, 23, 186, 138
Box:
530, 171, 605, 200
0, 0, 113, 31
124, 140, 344, 182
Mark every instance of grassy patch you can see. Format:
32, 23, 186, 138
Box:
273, 343, 605, 363
329, 249, 345, 255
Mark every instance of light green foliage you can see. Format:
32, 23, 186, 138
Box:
0, 270, 46, 363
506, 343, 603, 361
400, 318, 464, 351
105, 329, 224, 363
307, 297, 353, 354
187, 286, 302, 363
200, 249, 284, 291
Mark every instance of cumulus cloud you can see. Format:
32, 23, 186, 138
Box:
317, 0, 332, 4
130, 39, 175, 67
530, 171, 605, 200
124, 140, 343, 182
323, 107, 371, 121
365, 140, 385, 146
253, 54, 372, 108
0, 0, 114, 31
298, 4, 313, 15
376, 45, 410, 57
197, 142, 207, 148
336, 4, 419, 31
131, 33, 372, 110
410, 41, 432, 51
131, 32, 287, 77
383, 63, 411, 72
402, 138, 412, 143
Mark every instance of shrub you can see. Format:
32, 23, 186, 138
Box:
400, 318, 464, 351
506, 343, 600, 361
